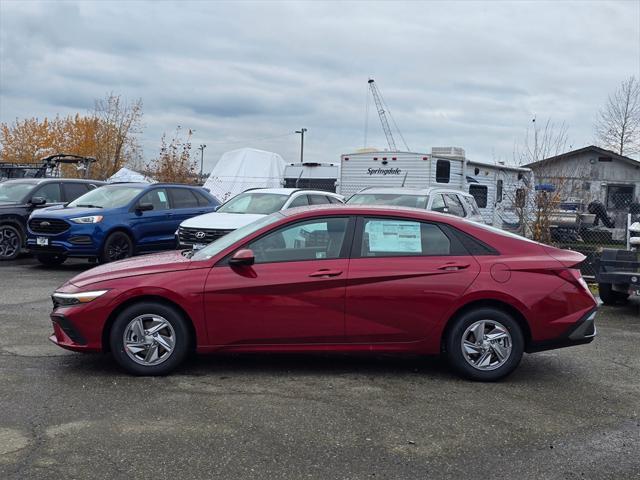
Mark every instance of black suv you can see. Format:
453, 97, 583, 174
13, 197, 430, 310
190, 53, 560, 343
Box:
0, 178, 104, 260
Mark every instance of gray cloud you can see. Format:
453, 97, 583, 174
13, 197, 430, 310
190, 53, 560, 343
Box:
1, 0, 639, 170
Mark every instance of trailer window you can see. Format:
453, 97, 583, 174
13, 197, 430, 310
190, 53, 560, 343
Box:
435, 160, 450, 183
468, 185, 488, 208
496, 180, 503, 203
515, 188, 526, 208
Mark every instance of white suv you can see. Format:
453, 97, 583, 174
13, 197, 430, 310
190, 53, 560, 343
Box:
347, 187, 485, 223
177, 188, 344, 249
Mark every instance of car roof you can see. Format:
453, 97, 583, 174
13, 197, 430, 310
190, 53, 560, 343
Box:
280, 203, 463, 220
355, 186, 472, 196
1, 178, 103, 185
242, 188, 341, 197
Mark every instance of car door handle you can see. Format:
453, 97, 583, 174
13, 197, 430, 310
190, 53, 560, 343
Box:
437, 263, 470, 271
308, 269, 343, 278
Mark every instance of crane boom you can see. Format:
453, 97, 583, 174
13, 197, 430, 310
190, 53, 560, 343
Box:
368, 79, 397, 151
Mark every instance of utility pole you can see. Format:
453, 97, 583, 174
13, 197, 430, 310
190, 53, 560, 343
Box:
295, 128, 307, 163
198, 144, 206, 183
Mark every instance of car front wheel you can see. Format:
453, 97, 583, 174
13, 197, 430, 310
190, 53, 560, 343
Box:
109, 302, 191, 376
101, 231, 133, 263
445, 308, 524, 381
0, 224, 23, 260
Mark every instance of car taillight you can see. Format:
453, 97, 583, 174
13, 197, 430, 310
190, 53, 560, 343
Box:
556, 268, 591, 293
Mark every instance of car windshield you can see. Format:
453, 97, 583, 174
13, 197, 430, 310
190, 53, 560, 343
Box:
0, 181, 37, 203
347, 193, 429, 209
191, 213, 284, 261
68, 185, 146, 209
217, 192, 289, 214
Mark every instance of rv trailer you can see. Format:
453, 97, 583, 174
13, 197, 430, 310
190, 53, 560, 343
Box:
282, 162, 340, 193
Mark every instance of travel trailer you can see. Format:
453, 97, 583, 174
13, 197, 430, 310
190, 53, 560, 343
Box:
282, 162, 340, 193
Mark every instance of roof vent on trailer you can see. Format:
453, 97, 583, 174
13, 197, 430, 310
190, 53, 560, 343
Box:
431, 147, 466, 160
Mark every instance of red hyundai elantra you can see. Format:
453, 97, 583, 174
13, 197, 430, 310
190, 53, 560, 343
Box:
49, 205, 597, 380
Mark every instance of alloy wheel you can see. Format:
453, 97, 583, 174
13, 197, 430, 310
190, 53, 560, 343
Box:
107, 236, 132, 261
461, 319, 512, 371
0, 226, 20, 259
123, 314, 176, 366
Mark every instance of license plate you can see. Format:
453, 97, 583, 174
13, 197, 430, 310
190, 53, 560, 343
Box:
37, 237, 49, 246
192, 243, 206, 250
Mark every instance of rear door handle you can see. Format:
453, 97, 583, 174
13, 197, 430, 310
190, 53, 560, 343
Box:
308, 269, 343, 278
437, 263, 470, 271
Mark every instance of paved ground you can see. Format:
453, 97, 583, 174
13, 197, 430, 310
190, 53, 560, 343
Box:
0, 257, 638, 479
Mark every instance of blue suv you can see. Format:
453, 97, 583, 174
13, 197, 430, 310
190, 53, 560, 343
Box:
27, 183, 219, 265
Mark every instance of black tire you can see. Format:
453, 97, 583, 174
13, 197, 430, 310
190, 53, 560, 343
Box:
109, 301, 191, 376
0, 224, 23, 261
35, 253, 67, 266
598, 283, 629, 305
445, 308, 524, 381
101, 231, 134, 263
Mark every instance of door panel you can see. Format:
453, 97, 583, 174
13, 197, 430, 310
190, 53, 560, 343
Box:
130, 188, 172, 251
345, 216, 480, 344
204, 259, 348, 346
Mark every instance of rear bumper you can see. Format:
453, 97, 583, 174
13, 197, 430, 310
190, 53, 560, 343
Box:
526, 307, 597, 353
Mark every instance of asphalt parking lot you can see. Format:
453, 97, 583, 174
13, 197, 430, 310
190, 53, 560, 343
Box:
0, 258, 639, 480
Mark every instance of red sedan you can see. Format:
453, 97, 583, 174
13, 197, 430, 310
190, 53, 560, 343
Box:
50, 206, 597, 381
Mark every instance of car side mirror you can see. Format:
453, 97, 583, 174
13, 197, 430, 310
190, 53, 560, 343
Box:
229, 249, 255, 267
30, 197, 46, 206
136, 203, 154, 212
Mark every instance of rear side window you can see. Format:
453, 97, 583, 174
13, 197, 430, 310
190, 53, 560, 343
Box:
444, 194, 466, 217
430, 194, 447, 213
170, 188, 199, 209
327, 195, 342, 204
193, 189, 214, 206
468, 185, 488, 208
360, 218, 452, 257
63, 183, 89, 202
139, 188, 170, 210
436, 160, 450, 183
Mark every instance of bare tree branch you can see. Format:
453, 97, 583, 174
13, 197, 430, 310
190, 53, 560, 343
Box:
595, 76, 640, 156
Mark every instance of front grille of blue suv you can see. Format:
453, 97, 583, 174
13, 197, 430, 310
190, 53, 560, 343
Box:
27, 183, 219, 265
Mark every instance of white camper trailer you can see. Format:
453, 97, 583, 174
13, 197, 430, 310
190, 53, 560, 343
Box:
465, 160, 533, 228
282, 162, 340, 192
338, 149, 466, 198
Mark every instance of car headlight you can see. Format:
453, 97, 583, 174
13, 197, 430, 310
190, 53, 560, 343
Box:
52, 290, 109, 307
70, 215, 103, 224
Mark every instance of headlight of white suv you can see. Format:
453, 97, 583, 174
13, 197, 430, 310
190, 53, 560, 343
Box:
70, 215, 103, 224
52, 290, 109, 307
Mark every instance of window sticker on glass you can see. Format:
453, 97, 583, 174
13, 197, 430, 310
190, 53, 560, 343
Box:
366, 220, 422, 253
158, 191, 167, 202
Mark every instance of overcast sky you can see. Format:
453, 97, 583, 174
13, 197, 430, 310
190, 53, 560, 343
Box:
1, 0, 639, 171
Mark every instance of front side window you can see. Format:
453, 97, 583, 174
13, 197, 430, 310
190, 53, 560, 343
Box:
444, 194, 466, 217
68, 185, 145, 209
218, 192, 289, 214
468, 185, 488, 208
430, 194, 447, 213
33, 183, 62, 203
360, 218, 451, 257
139, 188, 170, 210
63, 183, 89, 202
287, 195, 309, 208
248, 217, 349, 264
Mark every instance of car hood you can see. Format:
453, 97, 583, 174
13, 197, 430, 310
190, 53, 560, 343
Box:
180, 212, 266, 230
31, 205, 104, 218
69, 251, 192, 288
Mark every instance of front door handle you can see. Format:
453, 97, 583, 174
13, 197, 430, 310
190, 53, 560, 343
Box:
308, 269, 343, 278
437, 263, 470, 271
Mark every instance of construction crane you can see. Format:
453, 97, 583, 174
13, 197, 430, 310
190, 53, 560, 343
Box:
367, 78, 409, 151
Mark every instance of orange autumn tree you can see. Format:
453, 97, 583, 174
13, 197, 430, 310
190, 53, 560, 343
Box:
0, 93, 143, 180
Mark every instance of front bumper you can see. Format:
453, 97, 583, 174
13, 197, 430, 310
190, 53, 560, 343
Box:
27, 223, 102, 258
526, 307, 597, 353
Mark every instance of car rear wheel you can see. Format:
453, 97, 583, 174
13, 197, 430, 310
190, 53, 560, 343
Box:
445, 308, 524, 381
0, 224, 23, 260
598, 283, 629, 305
36, 253, 67, 266
101, 231, 133, 263
109, 302, 191, 376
